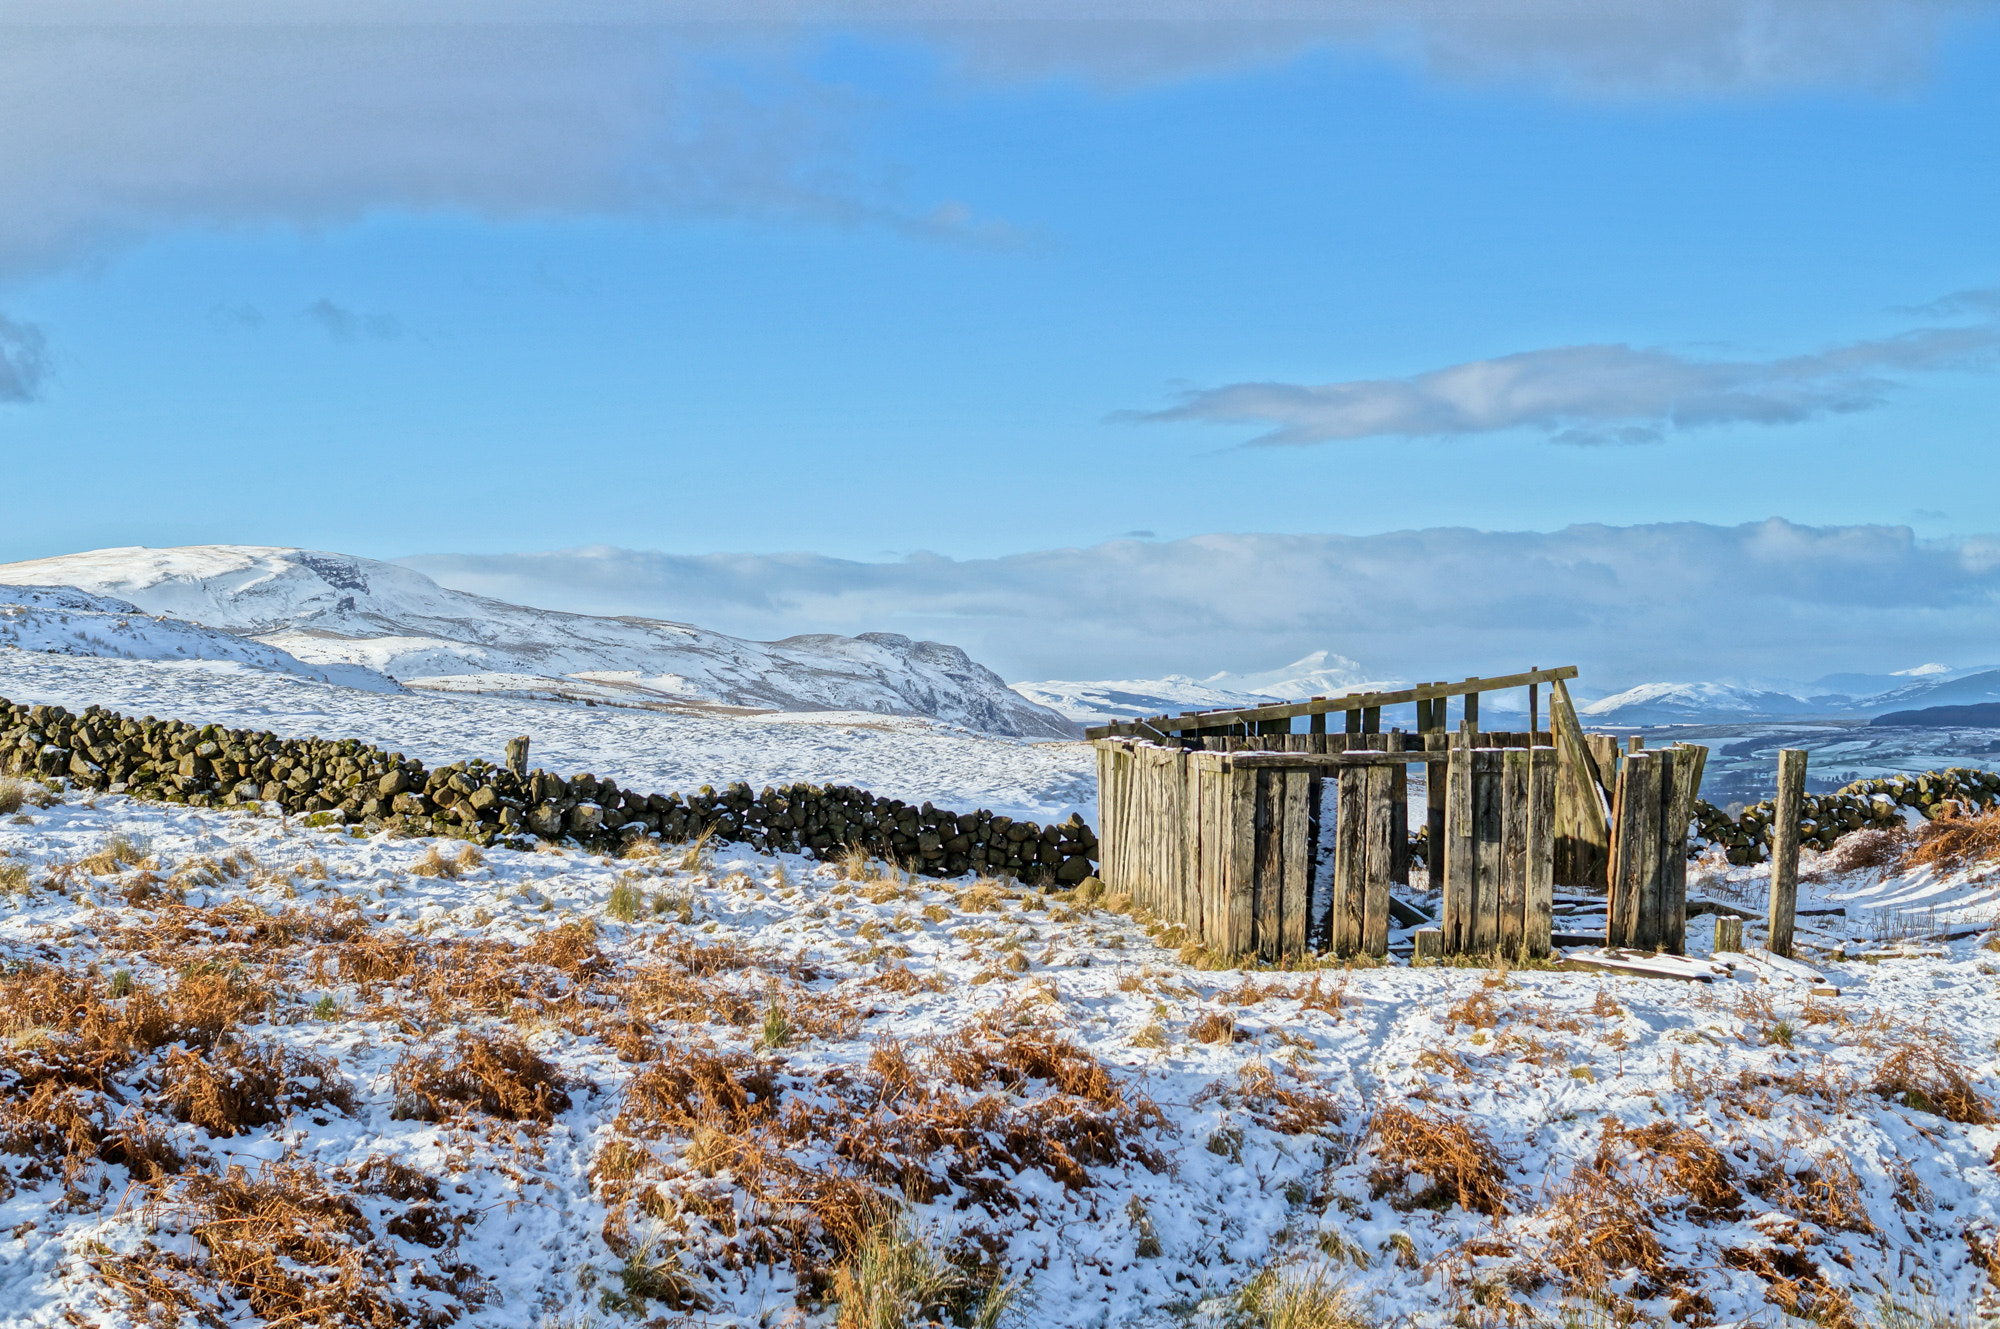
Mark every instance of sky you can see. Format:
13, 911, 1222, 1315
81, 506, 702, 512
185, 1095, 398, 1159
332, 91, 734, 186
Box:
4, 2, 2000, 688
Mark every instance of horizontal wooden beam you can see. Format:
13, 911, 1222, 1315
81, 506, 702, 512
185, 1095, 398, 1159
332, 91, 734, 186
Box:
1082, 665, 1579, 740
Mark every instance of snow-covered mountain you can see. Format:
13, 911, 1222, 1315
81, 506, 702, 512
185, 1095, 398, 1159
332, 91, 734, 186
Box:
1579, 681, 1827, 726
1580, 665, 2000, 726
0, 546, 1076, 739
0, 584, 401, 691
1012, 652, 1394, 726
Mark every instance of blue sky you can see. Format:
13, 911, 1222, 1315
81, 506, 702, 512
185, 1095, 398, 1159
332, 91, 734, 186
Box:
5, 4, 2000, 685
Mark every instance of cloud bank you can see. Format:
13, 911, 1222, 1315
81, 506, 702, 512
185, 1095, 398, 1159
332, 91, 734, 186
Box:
399, 519, 2000, 691
0, 2, 1988, 273
1132, 303, 2000, 446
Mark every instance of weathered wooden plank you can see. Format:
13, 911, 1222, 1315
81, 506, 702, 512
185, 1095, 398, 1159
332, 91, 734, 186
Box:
1665, 743, 1706, 956
1527, 745, 1555, 958
1388, 730, 1410, 886
1336, 768, 1368, 956
1498, 748, 1529, 959
1255, 770, 1283, 961
1768, 748, 1808, 959
1362, 764, 1394, 957
1714, 916, 1744, 952
1084, 666, 1582, 739
1612, 752, 1660, 950
1280, 769, 1311, 957
1642, 748, 1676, 952
1443, 742, 1472, 953
1468, 750, 1500, 953
1223, 750, 1437, 768
1226, 762, 1258, 957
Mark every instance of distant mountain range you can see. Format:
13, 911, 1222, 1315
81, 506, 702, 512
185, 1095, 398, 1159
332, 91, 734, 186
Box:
0, 546, 1076, 739
1010, 652, 1394, 726
1580, 666, 2000, 726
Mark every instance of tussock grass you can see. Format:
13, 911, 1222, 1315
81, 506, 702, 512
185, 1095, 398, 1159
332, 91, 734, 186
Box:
0, 777, 25, 815
604, 874, 646, 922
1234, 1260, 1371, 1329
80, 832, 152, 876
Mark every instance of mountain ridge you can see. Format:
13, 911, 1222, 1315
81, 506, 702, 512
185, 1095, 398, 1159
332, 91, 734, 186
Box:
0, 546, 1076, 739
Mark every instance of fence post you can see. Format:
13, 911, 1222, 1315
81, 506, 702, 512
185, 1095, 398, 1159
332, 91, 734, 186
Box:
1767, 748, 1808, 959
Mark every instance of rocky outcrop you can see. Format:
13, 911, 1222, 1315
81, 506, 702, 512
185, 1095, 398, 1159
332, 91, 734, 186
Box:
0, 698, 1098, 883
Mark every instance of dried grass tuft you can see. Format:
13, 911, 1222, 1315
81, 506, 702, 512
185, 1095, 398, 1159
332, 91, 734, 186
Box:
158, 1040, 356, 1137
1897, 806, 2000, 877
1365, 1104, 1509, 1215
392, 1033, 572, 1124
1542, 1163, 1669, 1297
1871, 1034, 1994, 1123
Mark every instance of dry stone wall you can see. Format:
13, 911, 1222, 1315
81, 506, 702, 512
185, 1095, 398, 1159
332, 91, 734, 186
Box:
0, 699, 1100, 884
1691, 766, 2000, 864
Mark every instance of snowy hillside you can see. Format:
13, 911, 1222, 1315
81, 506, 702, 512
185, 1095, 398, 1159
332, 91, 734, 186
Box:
1580, 680, 1826, 725
1014, 651, 1388, 726
0, 584, 399, 692
0, 546, 1074, 738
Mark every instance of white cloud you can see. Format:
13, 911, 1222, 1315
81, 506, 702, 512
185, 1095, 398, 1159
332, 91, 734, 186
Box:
0, 314, 48, 402
399, 518, 2000, 691
1130, 304, 2000, 446
0, 2, 1986, 272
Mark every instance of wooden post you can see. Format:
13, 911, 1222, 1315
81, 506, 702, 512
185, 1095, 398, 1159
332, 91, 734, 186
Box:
1310, 707, 1326, 736
1768, 748, 1808, 959
1528, 670, 1538, 738
1345, 708, 1360, 735
1714, 915, 1744, 953
1361, 705, 1381, 734
1413, 928, 1443, 963
505, 735, 531, 779
1464, 688, 1479, 730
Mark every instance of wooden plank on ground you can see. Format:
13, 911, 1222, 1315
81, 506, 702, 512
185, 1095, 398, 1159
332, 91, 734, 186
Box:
1555, 947, 1729, 983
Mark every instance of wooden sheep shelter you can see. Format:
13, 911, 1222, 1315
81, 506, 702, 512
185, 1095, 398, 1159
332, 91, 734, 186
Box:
1089, 667, 1708, 964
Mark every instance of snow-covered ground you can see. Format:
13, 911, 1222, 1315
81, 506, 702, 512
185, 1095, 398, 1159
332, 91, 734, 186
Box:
0, 650, 1097, 827
0, 780, 1996, 1327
